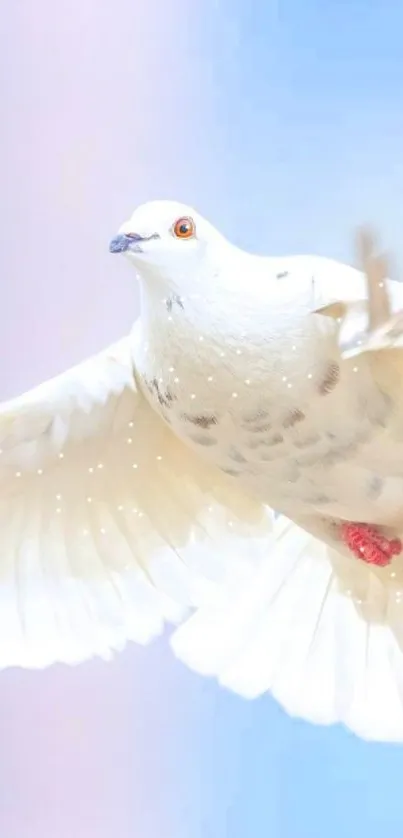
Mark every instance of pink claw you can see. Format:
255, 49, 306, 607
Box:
341, 522, 402, 567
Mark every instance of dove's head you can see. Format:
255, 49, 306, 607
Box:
109, 200, 231, 293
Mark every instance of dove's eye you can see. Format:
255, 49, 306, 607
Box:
172, 217, 196, 239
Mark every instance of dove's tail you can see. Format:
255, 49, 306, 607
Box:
171, 515, 403, 742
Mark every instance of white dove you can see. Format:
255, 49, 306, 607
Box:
2, 200, 403, 743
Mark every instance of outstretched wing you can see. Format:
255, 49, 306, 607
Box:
0, 335, 273, 669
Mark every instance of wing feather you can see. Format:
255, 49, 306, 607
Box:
0, 335, 273, 668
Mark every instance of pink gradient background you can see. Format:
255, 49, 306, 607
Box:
4, 3, 403, 837
0, 3, 228, 836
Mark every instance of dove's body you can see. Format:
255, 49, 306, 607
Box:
3, 199, 403, 743
134, 251, 403, 534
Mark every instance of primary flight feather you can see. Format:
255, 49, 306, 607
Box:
2, 199, 403, 742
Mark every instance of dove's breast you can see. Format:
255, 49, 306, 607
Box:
133, 280, 403, 529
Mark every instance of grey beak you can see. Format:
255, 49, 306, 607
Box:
109, 232, 145, 254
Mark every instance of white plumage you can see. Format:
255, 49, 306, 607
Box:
2, 199, 403, 742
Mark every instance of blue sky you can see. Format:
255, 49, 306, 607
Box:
149, 4, 403, 836
164, 0, 403, 262
2, 1, 403, 837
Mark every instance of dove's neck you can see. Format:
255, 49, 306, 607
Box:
133, 245, 245, 382
136, 241, 242, 327
133, 244, 332, 396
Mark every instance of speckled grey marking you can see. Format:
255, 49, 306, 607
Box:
276, 271, 289, 279
190, 434, 217, 447
308, 493, 332, 505
367, 475, 383, 499
318, 362, 340, 396
260, 450, 282, 462
246, 437, 273, 450
283, 409, 306, 429
248, 422, 272, 433
228, 447, 247, 463
183, 414, 217, 429
242, 409, 270, 425
293, 434, 321, 449
166, 294, 184, 312
149, 378, 177, 409
221, 467, 239, 477
144, 378, 176, 408
266, 433, 284, 446
296, 450, 326, 468
321, 442, 357, 466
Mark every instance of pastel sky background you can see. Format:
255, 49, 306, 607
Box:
2, 1, 403, 836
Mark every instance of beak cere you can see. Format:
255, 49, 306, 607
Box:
108, 231, 160, 254
109, 232, 145, 254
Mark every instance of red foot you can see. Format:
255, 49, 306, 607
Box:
341, 522, 402, 567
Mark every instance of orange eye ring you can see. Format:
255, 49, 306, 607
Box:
172, 216, 196, 239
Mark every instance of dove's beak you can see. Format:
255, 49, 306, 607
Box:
109, 233, 145, 254
109, 231, 161, 254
